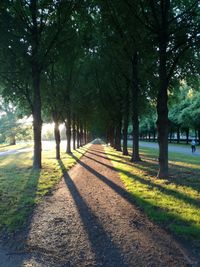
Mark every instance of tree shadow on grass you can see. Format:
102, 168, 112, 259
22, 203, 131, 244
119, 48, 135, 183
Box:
0, 167, 41, 266
82, 153, 200, 210
58, 159, 128, 267
70, 153, 200, 245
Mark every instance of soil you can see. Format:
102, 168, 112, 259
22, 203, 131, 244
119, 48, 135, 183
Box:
0, 142, 198, 266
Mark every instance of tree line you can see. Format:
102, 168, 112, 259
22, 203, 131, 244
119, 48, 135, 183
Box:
0, 0, 200, 179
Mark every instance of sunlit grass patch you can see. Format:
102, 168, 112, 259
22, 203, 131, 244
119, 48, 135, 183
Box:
105, 145, 200, 244
0, 143, 32, 153
0, 143, 89, 232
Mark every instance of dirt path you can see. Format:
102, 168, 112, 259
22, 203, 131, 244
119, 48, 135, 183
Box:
1, 143, 197, 266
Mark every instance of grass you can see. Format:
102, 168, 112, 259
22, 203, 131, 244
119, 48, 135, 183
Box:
0, 143, 89, 232
0, 143, 32, 152
104, 145, 200, 245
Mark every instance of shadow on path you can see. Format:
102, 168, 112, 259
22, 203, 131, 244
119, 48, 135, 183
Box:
58, 159, 128, 266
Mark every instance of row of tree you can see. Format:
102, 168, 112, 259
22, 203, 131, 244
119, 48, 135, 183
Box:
0, 1, 200, 179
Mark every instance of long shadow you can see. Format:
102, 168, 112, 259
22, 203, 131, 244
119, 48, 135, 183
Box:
70, 154, 200, 241
131, 158, 200, 192
90, 148, 126, 159
81, 153, 200, 210
58, 159, 128, 266
108, 146, 200, 193
90, 146, 200, 202
0, 166, 41, 266
86, 150, 134, 166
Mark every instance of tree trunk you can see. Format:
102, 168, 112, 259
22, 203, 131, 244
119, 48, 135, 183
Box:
32, 69, 42, 169
72, 115, 76, 150
114, 120, 122, 151
54, 120, 60, 160
80, 122, 83, 147
66, 112, 71, 154
131, 51, 141, 162
110, 126, 115, 147
186, 128, 189, 144
9, 135, 16, 146
177, 126, 180, 144
156, 34, 169, 178
123, 118, 129, 155
148, 132, 151, 141
198, 129, 200, 145
84, 123, 87, 145
31, 1, 42, 169
77, 121, 80, 149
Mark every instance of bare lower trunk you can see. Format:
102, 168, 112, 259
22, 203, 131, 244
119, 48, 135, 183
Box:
80, 122, 83, 147
32, 70, 42, 169
109, 126, 115, 147
186, 128, 189, 144
123, 116, 129, 155
9, 135, 16, 146
77, 120, 80, 148
72, 115, 76, 150
177, 127, 180, 144
131, 113, 141, 162
54, 120, 60, 160
66, 113, 72, 154
114, 121, 122, 151
131, 52, 141, 162
156, 35, 169, 179
84, 123, 87, 145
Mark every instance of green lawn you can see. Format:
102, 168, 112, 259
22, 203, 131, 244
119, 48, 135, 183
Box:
105, 145, 200, 246
0, 143, 89, 232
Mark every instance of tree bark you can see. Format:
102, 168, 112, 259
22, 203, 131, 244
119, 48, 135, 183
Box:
80, 122, 83, 147
30, 0, 42, 169
123, 118, 129, 155
77, 120, 80, 148
110, 126, 115, 147
32, 69, 42, 169
148, 132, 151, 142
84, 123, 87, 145
66, 112, 71, 154
72, 115, 76, 150
131, 51, 141, 162
9, 134, 16, 145
114, 120, 122, 151
54, 119, 60, 160
186, 128, 189, 144
198, 129, 200, 145
156, 33, 169, 178
177, 126, 180, 144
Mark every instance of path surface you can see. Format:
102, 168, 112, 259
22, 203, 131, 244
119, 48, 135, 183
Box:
128, 140, 200, 156
0, 143, 196, 266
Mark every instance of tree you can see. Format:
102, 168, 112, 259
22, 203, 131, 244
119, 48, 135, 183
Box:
0, 0, 80, 168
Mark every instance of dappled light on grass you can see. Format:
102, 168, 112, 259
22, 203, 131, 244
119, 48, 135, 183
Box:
0, 144, 89, 232
105, 145, 200, 243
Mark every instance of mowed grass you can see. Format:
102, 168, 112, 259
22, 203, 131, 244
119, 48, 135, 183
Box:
105, 145, 200, 245
0, 143, 89, 232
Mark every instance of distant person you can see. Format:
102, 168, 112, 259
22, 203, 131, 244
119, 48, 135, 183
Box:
191, 139, 196, 153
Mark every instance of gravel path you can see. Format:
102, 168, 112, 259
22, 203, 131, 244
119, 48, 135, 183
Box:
0, 143, 196, 266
